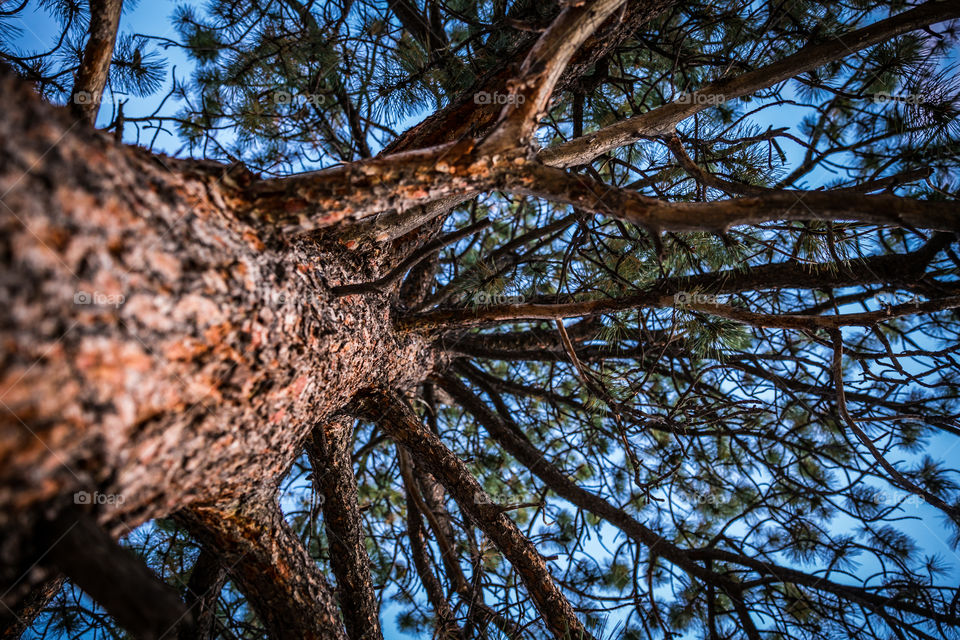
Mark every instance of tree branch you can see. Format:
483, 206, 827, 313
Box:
830, 329, 960, 526
307, 417, 383, 640
41, 505, 190, 640
440, 373, 960, 628
332, 218, 490, 296
480, 0, 628, 151
179, 547, 226, 640
358, 390, 597, 640
398, 447, 463, 639
70, 0, 123, 125
178, 495, 348, 640
538, 0, 960, 168
398, 236, 953, 331
503, 163, 960, 233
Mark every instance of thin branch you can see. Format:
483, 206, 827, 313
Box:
332, 218, 490, 296
439, 374, 960, 628
398, 447, 463, 639
830, 329, 960, 526
358, 390, 597, 640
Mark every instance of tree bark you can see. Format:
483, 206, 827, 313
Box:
0, 63, 432, 604
307, 417, 383, 640
178, 494, 348, 640
70, 0, 123, 125
179, 547, 226, 640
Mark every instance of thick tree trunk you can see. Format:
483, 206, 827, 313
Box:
0, 63, 432, 612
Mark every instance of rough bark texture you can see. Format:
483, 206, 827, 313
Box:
178, 495, 348, 640
1, 0, 957, 635
0, 63, 432, 608
179, 547, 226, 640
69, 0, 123, 124
383, 0, 676, 154
307, 417, 383, 640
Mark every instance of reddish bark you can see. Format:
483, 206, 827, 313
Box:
0, 64, 432, 611
0, 0, 957, 634
178, 496, 348, 640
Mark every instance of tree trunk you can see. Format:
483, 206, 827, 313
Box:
0, 63, 432, 611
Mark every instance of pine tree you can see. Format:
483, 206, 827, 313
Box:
1, 0, 960, 638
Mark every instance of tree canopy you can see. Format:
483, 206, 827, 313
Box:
1, 0, 960, 639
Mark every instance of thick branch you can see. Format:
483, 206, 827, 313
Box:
179, 547, 226, 640
384, 0, 675, 154
41, 505, 190, 640
70, 0, 123, 125
480, 0, 627, 150
178, 496, 348, 640
306, 417, 383, 640
539, 1, 960, 168
504, 163, 960, 233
